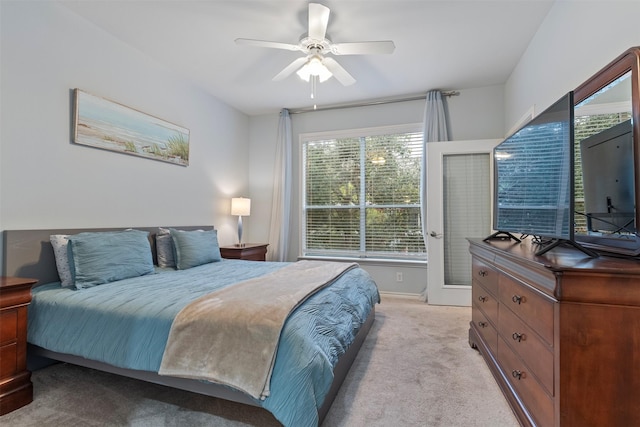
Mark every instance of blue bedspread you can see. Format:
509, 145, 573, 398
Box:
28, 259, 380, 427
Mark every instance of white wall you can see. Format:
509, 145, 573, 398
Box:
246, 112, 280, 246
505, 1, 640, 131
247, 85, 505, 293
0, 1, 251, 271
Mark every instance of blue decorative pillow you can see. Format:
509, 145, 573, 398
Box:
68, 230, 154, 289
170, 228, 221, 270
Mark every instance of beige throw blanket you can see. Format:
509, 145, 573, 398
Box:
158, 260, 358, 400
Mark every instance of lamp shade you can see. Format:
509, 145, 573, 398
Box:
296, 56, 332, 83
231, 197, 251, 216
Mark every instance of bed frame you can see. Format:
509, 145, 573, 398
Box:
2, 226, 375, 424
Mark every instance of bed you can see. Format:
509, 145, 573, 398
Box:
2, 226, 379, 427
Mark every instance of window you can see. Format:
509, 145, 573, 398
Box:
301, 125, 426, 260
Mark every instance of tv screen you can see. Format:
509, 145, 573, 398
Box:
493, 92, 574, 241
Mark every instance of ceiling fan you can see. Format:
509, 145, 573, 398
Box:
235, 3, 394, 95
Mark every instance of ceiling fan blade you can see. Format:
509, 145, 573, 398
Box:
235, 38, 301, 52
308, 3, 330, 40
322, 57, 356, 86
331, 41, 396, 55
273, 57, 309, 81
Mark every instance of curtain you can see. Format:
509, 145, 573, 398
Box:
267, 109, 292, 261
420, 90, 450, 301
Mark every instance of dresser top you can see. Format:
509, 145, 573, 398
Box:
469, 237, 640, 305
0, 276, 38, 289
468, 238, 640, 275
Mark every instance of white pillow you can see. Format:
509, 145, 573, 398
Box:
50, 234, 73, 288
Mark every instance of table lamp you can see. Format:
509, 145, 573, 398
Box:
231, 197, 251, 247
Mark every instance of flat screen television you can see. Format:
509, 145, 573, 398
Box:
486, 92, 597, 256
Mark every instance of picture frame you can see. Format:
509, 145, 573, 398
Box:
73, 89, 190, 166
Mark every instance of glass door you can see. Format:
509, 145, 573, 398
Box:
426, 139, 499, 306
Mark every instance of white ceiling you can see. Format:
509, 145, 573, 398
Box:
60, 0, 555, 116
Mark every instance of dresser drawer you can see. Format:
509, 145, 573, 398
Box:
472, 305, 498, 355
0, 309, 18, 345
472, 282, 498, 325
498, 336, 553, 427
0, 342, 18, 377
499, 274, 554, 345
472, 258, 498, 295
499, 304, 554, 395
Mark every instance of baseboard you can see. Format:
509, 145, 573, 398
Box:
379, 291, 423, 300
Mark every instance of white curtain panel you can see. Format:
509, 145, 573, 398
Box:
420, 90, 450, 300
268, 109, 292, 261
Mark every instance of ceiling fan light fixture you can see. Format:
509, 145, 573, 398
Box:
296, 56, 332, 82
236, 3, 395, 91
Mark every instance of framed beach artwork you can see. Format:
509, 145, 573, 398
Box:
73, 89, 190, 166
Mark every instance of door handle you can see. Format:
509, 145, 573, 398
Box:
430, 231, 443, 239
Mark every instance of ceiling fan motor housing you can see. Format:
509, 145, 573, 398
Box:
300, 37, 331, 55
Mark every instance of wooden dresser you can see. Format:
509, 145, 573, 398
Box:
0, 276, 37, 415
468, 238, 640, 427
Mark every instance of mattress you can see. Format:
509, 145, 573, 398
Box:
27, 259, 380, 427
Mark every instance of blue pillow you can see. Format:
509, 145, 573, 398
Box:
68, 230, 154, 289
170, 228, 221, 270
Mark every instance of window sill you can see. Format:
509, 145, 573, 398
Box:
298, 255, 427, 267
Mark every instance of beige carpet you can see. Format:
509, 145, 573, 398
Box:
2, 295, 518, 426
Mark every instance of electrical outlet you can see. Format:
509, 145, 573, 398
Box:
396, 272, 403, 282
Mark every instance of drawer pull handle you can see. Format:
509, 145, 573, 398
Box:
511, 370, 525, 380
512, 332, 526, 342
478, 321, 488, 328
478, 295, 488, 303
478, 270, 488, 277
512, 295, 525, 304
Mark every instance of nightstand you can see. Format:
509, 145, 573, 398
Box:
220, 243, 269, 261
0, 276, 37, 415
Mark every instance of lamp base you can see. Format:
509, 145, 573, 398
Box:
236, 216, 245, 249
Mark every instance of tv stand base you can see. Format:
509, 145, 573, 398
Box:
483, 231, 522, 243
534, 238, 599, 257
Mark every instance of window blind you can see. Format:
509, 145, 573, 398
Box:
443, 153, 491, 285
303, 129, 426, 259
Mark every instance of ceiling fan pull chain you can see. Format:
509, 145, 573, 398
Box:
311, 75, 317, 99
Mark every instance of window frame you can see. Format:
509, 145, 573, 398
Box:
299, 123, 426, 261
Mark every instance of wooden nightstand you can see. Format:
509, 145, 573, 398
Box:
0, 276, 37, 415
220, 243, 269, 261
